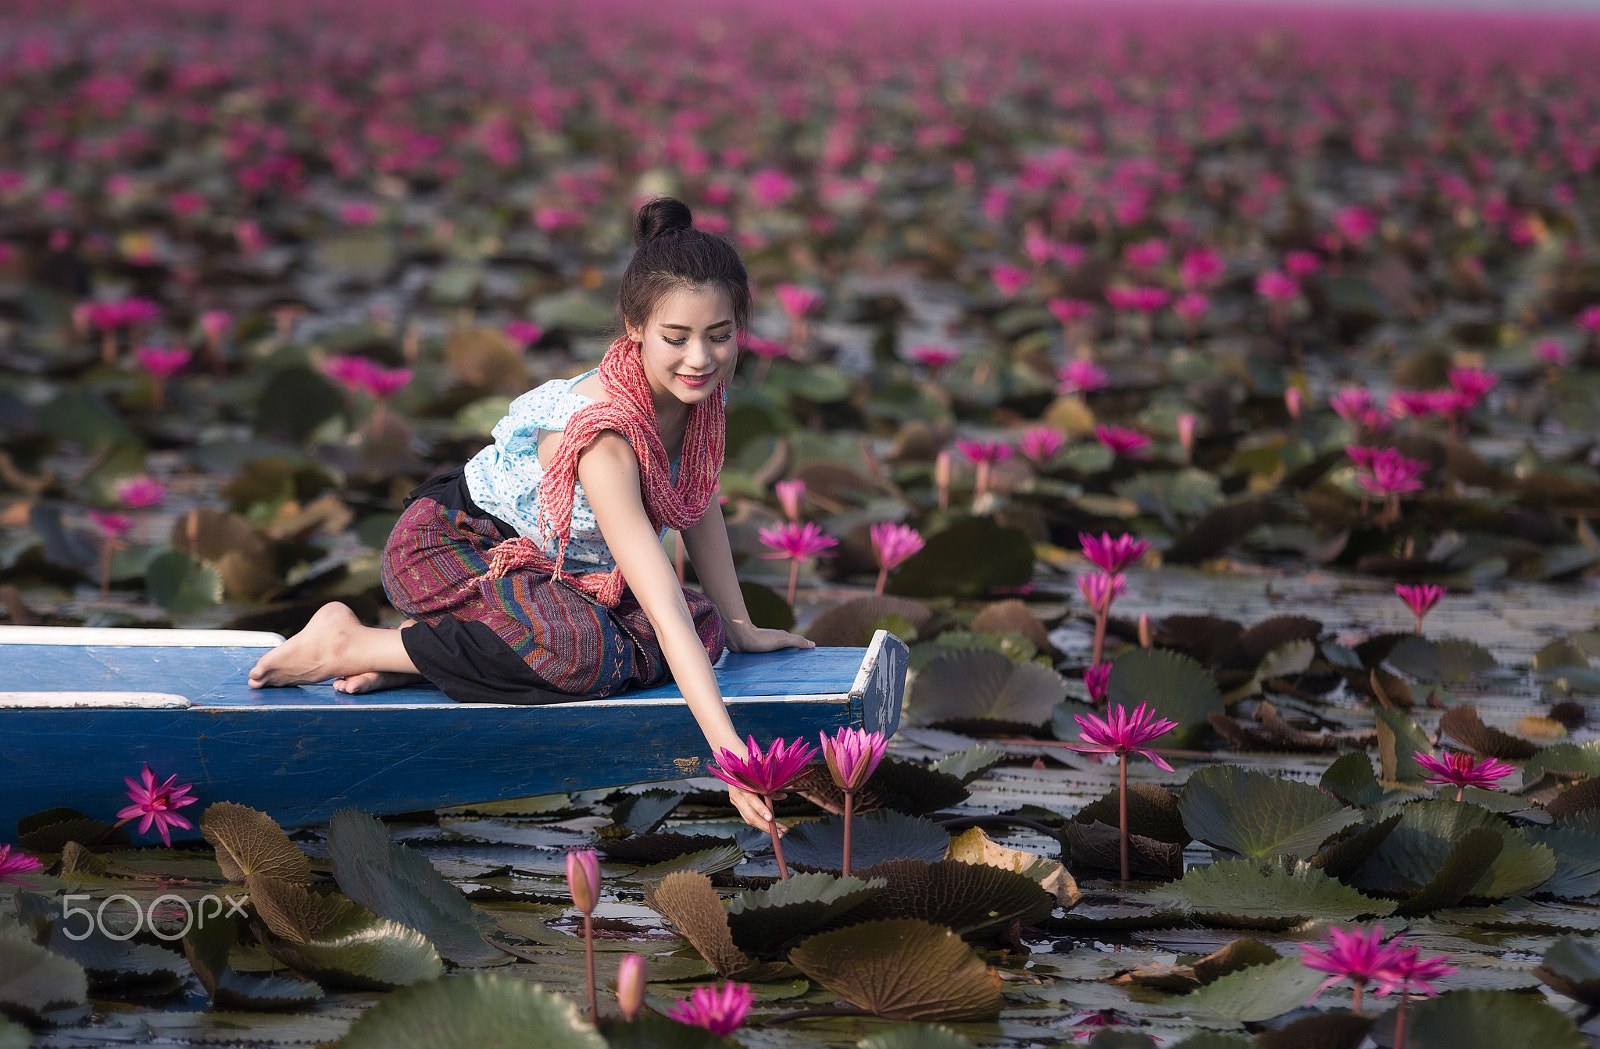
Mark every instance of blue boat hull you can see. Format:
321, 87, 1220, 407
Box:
0, 626, 906, 837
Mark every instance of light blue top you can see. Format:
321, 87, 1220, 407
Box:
462, 368, 682, 575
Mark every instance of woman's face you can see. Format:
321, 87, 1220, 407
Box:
625, 284, 738, 410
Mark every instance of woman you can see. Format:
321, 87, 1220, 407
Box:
248, 197, 814, 829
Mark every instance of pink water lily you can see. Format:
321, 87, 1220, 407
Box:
0, 844, 42, 887
775, 283, 821, 318
566, 847, 601, 1015
820, 726, 887, 875
1056, 358, 1108, 397
955, 438, 1013, 498
991, 263, 1031, 298
869, 521, 923, 595
1080, 532, 1151, 575
774, 478, 805, 522
1019, 426, 1066, 465
504, 320, 543, 349
1179, 246, 1225, 288
1414, 750, 1517, 801
1094, 424, 1150, 459
1083, 662, 1111, 704
758, 521, 837, 606
711, 736, 817, 879
907, 344, 961, 371
115, 764, 198, 847
1302, 924, 1406, 1012
115, 475, 166, 508
1395, 583, 1445, 634
1374, 944, 1456, 1046
668, 982, 754, 1036
616, 954, 646, 1021
1068, 702, 1177, 882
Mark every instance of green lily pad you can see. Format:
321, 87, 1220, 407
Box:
603, 1014, 734, 1048
1374, 708, 1436, 783
782, 811, 951, 871
611, 790, 685, 836
200, 802, 313, 883
335, 971, 606, 1049
16, 807, 128, 851
724, 872, 886, 956
255, 366, 345, 444
1104, 648, 1223, 749
929, 746, 1006, 785
1076, 782, 1190, 845
1386, 637, 1498, 683
625, 845, 745, 883
1525, 742, 1600, 781
0, 1018, 27, 1049
1167, 1037, 1254, 1049
182, 912, 314, 1009
739, 581, 795, 631
858, 1025, 976, 1049
1534, 934, 1600, 1007
601, 834, 738, 866
1525, 826, 1600, 900
1184, 956, 1328, 1022
246, 875, 443, 990
47, 921, 189, 993
642, 872, 796, 982
1438, 705, 1539, 761
844, 858, 1055, 938
1255, 1013, 1372, 1049
788, 919, 1001, 1021
1062, 821, 1185, 881
796, 757, 971, 818
908, 647, 1067, 729
146, 549, 225, 615
328, 809, 501, 967
1354, 800, 1555, 901
1395, 827, 1504, 916
1178, 766, 1363, 860
1145, 858, 1396, 930
1406, 989, 1584, 1049
808, 595, 936, 648
0, 933, 88, 1021
886, 516, 1034, 599
1319, 753, 1392, 808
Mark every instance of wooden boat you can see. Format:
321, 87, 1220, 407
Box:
0, 625, 906, 837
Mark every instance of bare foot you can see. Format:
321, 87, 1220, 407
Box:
249, 602, 364, 688
335, 671, 427, 694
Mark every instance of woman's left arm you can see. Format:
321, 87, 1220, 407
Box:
680, 498, 815, 653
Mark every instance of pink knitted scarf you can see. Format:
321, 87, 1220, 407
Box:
482, 334, 726, 607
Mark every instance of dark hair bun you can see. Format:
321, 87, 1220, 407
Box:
633, 197, 694, 247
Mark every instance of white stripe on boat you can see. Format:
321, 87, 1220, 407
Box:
0, 626, 284, 647
0, 692, 192, 709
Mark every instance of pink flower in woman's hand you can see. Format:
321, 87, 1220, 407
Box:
565, 847, 599, 915
1414, 750, 1516, 795
89, 509, 133, 541
991, 263, 1031, 298
1094, 424, 1150, 458
955, 438, 1013, 465
115, 476, 166, 508
0, 844, 42, 886
869, 522, 924, 573
775, 479, 805, 521
668, 982, 755, 1036
1056, 358, 1107, 395
1080, 531, 1151, 574
1083, 662, 1112, 704
775, 284, 821, 318
1047, 298, 1097, 327
908, 344, 960, 370
1077, 570, 1127, 615
1019, 426, 1066, 464
709, 736, 818, 796
116, 764, 198, 846
135, 345, 191, 381
819, 726, 887, 791
758, 521, 837, 562
504, 320, 543, 349
1066, 702, 1177, 771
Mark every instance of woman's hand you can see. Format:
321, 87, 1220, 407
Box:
727, 784, 788, 833
725, 619, 816, 654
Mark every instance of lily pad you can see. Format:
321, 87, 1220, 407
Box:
47, 921, 190, 994
1395, 827, 1504, 916
788, 919, 1002, 1021
1353, 799, 1555, 901
808, 595, 937, 648
796, 757, 971, 817
782, 812, 951, 871
1386, 636, 1498, 683
1063, 821, 1185, 881
858, 1025, 976, 1049
738, 580, 794, 631
724, 872, 886, 956
611, 790, 685, 836
602, 1014, 734, 1049
327, 809, 501, 967
1534, 934, 1600, 1008
16, 807, 128, 851
1104, 648, 1223, 749
625, 844, 746, 883
909, 647, 1067, 729
1319, 752, 1391, 808
1184, 956, 1328, 1022
255, 366, 345, 444
0, 934, 88, 1021
200, 803, 313, 883
336, 971, 607, 1049
246, 875, 443, 989
1076, 783, 1190, 845
600, 833, 739, 865
1151, 856, 1396, 929
1178, 766, 1363, 860
1406, 989, 1584, 1049
145, 550, 225, 615
886, 516, 1034, 599
1525, 826, 1600, 900
1374, 708, 1436, 782
642, 872, 796, 982
1525, 742, 1600, 781
1254, 1013, 1372, 1049
845, 858, 1055, 937
929, 745, 1007, 785
1438, 706, 1539, 761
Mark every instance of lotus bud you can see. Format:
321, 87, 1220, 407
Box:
617, 954, 646, 1020
565, 848, 599, 916
1285, 386, 1304, 420
1177, 413, 1197, 464
934, 449, 952, 511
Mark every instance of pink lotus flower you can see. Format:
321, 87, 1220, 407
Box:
1373, 946, 1456, 998
775, 284, 822, 318
168, 191, 206, 217
135, 345, 191, 381
1123, 238, 1167, 270
1333, 205, 1379, 245
1414, 750, 1516, 801
1172, 291, 1208, 324
992, 263, 1031, 298
235, 219, 266, 255
1056, 359, 1108, 396
616, 955, 646, 1021
504, 320, 544, 349
869, 521, 924, 595
1329, 387, 1375, 423
819, 726, 887, 791
1358, 449, 1427, 498
116, 764, 198, 846
565, 847, 600, 915
339, 201, 380, 225
1579, 305, 1600, 333
323, 354, 381, 392
362, 366, 412, 400
1302, 925, 1405, 1011
710, 736, 818, 879
1106, 285, 1170, 314
1387, 389, 1437, 420
89, 509, 133, 541
1078, 570, 1127, 616
1047, 298, 1097, 327
1255, 270, 1298, 302
1447, 367, 1497, 408
1179, 246, 1225, 288
760, 521, 836, 605
86, 298, 161, 332
1284, 250, 1323, 278
955, 438, 1012, 465
0, 844, 42, 887
908, 345, 961, 370
199, 310, 232, 344
1019, 426, 1066, 464
750, 168, 796, 208
1534, 338, 1568, 367
668, 982, 754, 1036
775, 479, 805, 522
1080, 532, 1150, 574
1177, 413, 1197, 463
1094, 424, 1150, 459
1395, 583, 1445, 635
1285, 386, 1305, 419
739, 334, 789, 359
1083, 662, 1111, 704
115, 476, 166, 508
1068, 701, 1176, 768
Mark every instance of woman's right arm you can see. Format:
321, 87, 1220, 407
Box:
576, 431, 774, 829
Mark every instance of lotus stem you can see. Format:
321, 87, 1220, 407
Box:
873, 565, 887, 596
582, 913, 597, 1017
842, 790, 854, 876
975, 460, 990, 498
1455, 785, 1464, 803
1415, 614, 1424, 637
765, 793, 789, 879
1394, 993, 1409, 1048
101, 331, 117, 365
1351, 978, 1363, 1013
1118, 752, 1130, 884
785, 558, 800, 607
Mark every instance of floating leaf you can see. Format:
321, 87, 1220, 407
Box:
909, 648, 1067, 729
335, 971, 606, 1049
1155, 615, 1245, 668
611, 790, 685, 836
1184, 956, 1328, 1022
1319, 753, 1391, 808
603, 1014, 734, 1048
255, 903, 443, 991
47, 921, 189, 994
1354, 800, 1554, 901
1396, 828, 1503, 916
1525, 742, 1600, 781
625, 844, 746, 883
0, 1019, 25, 1049
795, 757, 971, 817
16, 807, 127, 852
600, 833, 738, 865
1374, 708, 1435, 782
1308, 816, 1402, 880
739, 580, 794, 631
200, 802, 313, 884
0, 934, 88, 1021
944, 827, 1080, 908
1386, 637, 1497, 683
846, 859, 1055, 938
1438, 706, 1539, 761
1193, 939, 1282, 984
970, 600, 1058, 657
145, 549, 225, 614
1146, 858, 1396, 930
1105, 648, 1223, 749
1063, 820, 1185, 881
1406, 989, 1584, 1049
724, 872, 886, 957
1178, 766, 1363, 860
1224, 616, 1323, 671
642, 872, 796, 981
930, 746, 1006, 785
255, 366, 345, 444
788, 919, 1002, 1021
1076, 783, 1190, 845
783, 812, 950, 872
886, 516, 1034, 599
858, 1025, 976, 1049
809, 595, 937, 647
1526, 826, 1600, 900
1534, 935, 1600, 1008
328, 810, 501, 967
1255, 1013, 1372, 1049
